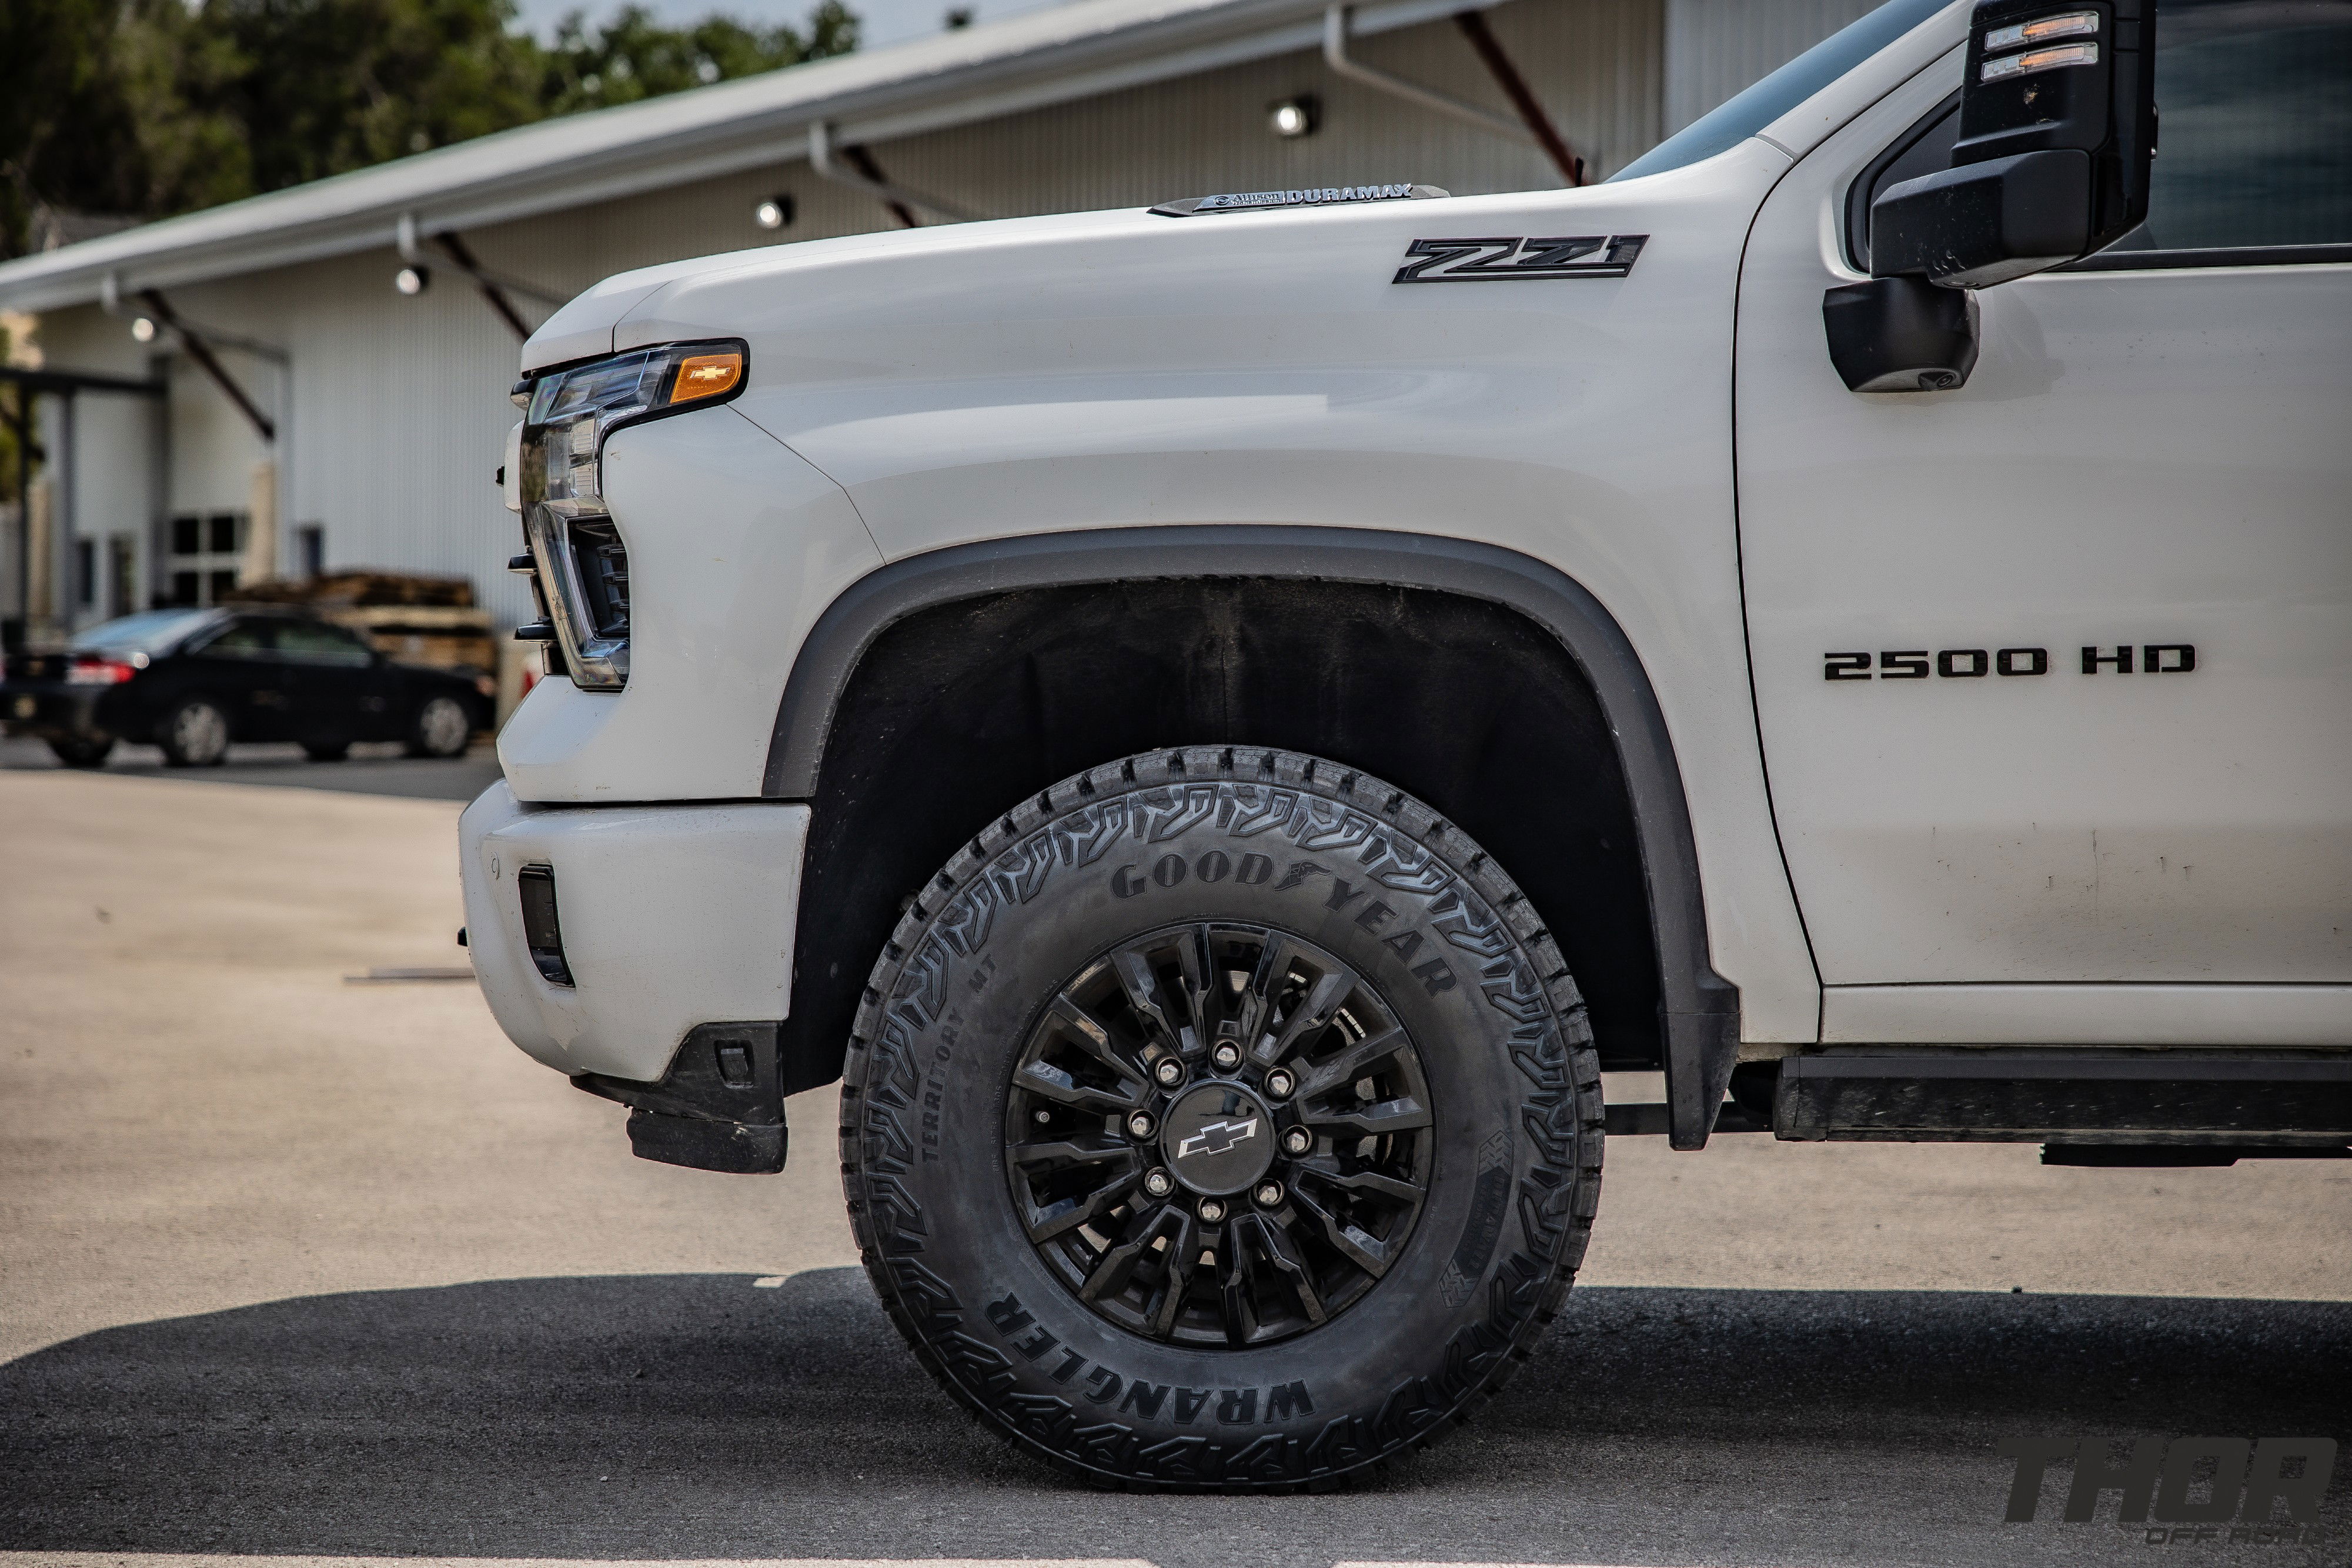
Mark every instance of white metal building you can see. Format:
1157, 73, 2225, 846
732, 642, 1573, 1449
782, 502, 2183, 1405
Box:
0, 0, 1877, 640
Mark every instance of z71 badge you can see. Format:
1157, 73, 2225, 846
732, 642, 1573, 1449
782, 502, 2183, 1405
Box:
1394, 234, 1646, 284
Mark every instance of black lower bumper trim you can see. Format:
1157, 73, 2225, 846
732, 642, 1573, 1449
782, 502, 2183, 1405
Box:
574, 1021, 788, 1173
625, 1110, 786, 1173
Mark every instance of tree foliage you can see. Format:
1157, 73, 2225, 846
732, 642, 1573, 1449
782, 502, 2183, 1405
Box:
1, 0, 858, 258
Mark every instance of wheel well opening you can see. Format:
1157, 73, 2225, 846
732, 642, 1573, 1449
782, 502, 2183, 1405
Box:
779, 577, 1663, 1090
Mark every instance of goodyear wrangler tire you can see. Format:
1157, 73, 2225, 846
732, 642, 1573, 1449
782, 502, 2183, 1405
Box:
840, 746, 1604, 1490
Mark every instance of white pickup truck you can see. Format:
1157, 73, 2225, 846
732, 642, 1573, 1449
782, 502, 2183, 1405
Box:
459, 0, 2352, 1490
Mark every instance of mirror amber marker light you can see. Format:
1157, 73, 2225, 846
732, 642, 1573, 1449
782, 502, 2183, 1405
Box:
669, 351, 743, 404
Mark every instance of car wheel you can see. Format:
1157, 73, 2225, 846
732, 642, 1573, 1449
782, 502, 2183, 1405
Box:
841, 746, 1603, 1492
157, 698, 232, 767
302, 740, 351, 762
405, 694, 472, 758
46, 735, 116, 768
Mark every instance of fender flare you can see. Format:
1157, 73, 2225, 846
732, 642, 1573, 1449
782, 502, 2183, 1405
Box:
764, 525, 1740, 1148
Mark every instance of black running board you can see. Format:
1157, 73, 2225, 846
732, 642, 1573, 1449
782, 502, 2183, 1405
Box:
1775, 1049, 2352, 1148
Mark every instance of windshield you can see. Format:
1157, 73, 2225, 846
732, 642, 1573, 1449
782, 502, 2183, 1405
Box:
1611, 0, 1956, 182
69, 607, 220, 655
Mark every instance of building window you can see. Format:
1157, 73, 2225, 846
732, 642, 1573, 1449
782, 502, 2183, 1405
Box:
74, 539, 95, 607
296, 523, 325, 580
165, 511, 246, 606
108, 537, 136, 617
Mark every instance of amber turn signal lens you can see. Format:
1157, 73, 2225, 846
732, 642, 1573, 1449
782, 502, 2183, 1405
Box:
668, 352, 743, 404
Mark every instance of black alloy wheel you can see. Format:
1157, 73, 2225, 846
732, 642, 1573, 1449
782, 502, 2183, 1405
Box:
1007, 923, 1431, 1348
843, 747, 1604, 1492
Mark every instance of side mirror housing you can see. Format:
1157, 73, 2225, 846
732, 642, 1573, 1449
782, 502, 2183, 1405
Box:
1872, 0, 2156, 287
1823, 277, 1980, 393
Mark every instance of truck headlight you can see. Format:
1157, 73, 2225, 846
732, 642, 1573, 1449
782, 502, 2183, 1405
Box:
512, 340, 744, 690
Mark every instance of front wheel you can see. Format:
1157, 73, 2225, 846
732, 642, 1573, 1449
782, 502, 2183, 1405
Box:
841, 747, 1603, 1491
405, 694, 472, 758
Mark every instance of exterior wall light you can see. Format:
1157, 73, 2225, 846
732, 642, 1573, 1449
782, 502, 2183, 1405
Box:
1268, 95, 1321, 138
129, 317, 157, 343
755, 195, 796, 230
395, 266, 430, 296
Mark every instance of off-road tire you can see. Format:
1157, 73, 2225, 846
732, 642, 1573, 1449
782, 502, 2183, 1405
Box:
840, 745, 1604, 1491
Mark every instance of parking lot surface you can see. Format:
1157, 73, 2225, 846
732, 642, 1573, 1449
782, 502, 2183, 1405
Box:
2, 767, 2347, 1568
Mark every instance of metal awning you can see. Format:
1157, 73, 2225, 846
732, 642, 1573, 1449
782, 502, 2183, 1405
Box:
0, 0, 1507, 314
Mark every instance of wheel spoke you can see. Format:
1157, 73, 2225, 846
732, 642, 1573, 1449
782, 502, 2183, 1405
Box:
1145, 1207, 1202, 1336
1301, 1094, 1433, 1139
1024, 1166, 1141, 1243
1292, 1156, 1424, 1206
1043, 994, 1150, 1100
1008, 1135, 1137, 1173
1289, 1182, 1396, 1278
1294, 1024, 1412, 1101
1255, 961, 1356, 1066
1015, 1058, 1141, 1116
1170, 925, 1216, 1052
1231, 933, 1302, 1058
1237, 1211, 1327, 1326
1109, 949, 1182, 1054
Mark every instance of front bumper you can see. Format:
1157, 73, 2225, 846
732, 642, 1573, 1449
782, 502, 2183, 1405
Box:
458, 780, 810, 1082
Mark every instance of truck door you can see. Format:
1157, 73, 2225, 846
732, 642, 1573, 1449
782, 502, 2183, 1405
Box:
1735, 1, 2352, 1045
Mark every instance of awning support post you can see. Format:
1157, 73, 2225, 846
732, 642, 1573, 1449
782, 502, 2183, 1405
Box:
137, 291, 277, 444
1322, 5, 1582, 185
396, 215, 568, 340
807, 121, 988, 226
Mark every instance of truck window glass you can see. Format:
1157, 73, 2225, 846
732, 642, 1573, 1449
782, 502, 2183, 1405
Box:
2107, 0, 2352, 254
1611, 0, 1953, 182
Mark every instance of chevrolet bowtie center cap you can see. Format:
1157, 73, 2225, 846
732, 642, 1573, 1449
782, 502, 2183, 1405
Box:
1162, 1081, 1277, 1196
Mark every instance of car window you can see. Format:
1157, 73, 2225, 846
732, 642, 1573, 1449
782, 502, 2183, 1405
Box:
274, 621, 376, 667
193, 620, 274, 660
70, 607, 220, 655
2102, 0, 2352, 256
1611, 0, 1955, 182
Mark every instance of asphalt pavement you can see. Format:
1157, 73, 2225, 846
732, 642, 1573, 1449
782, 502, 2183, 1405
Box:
2, 768, 2347, 1568
0, 733, 503, 801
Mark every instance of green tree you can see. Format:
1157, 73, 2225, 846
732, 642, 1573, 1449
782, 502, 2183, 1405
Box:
542, 2, 858, 113
0, 0, 860, 259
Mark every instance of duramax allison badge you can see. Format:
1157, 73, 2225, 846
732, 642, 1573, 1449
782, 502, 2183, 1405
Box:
1150, 183, 1449, 217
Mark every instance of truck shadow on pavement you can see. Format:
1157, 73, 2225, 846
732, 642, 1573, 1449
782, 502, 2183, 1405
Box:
4, 1268, 2346, 1567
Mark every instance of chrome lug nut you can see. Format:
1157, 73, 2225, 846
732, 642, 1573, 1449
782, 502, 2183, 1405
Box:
1153, 1058, 1185, 1088
1211, 1042, 1243, 1072
1126, 1110, 1156, 1139
1254, 1181, 1284, 1208
1033, 1108, 1052, 1125
1264, 1067, 1295, 1099
1281, 1127, 1312, 1156
1142, 1168, 1174, 1199
1198, 1198, 1227, 1223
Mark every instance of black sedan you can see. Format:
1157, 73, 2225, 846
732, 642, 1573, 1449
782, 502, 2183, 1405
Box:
2, 607, 490, 768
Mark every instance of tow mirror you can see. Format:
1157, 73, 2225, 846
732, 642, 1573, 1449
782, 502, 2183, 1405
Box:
1826, 0, 2157, 392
